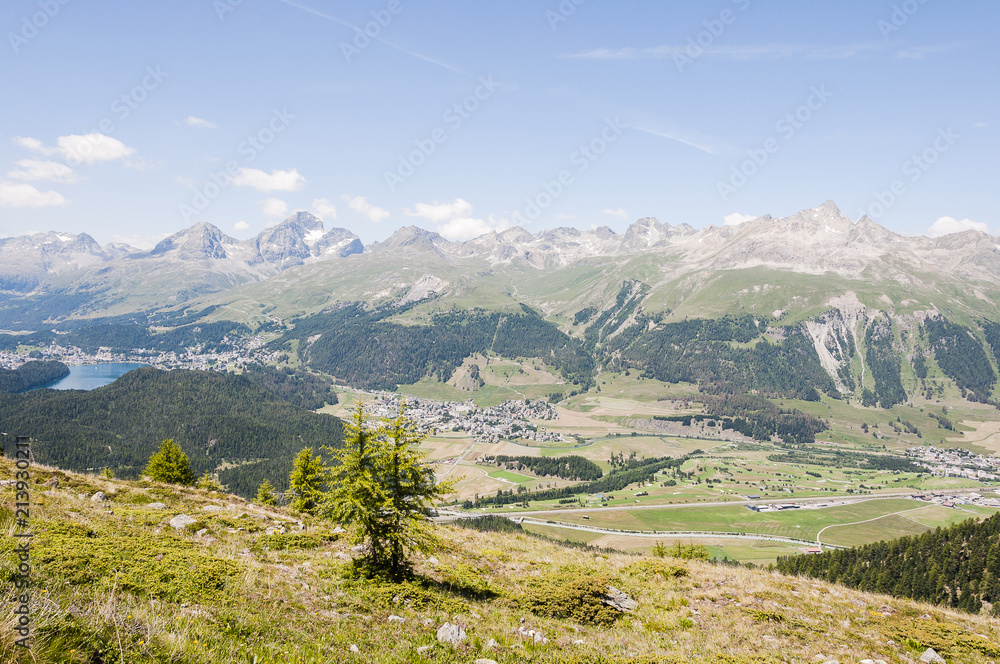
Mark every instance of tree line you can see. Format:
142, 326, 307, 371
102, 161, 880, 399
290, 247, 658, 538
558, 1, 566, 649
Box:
483, 454, 603, 481
776, 513, 1000, 615
0, 360, 69, 393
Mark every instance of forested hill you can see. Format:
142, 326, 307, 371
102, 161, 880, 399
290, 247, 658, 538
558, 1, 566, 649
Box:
0, 360, 69, 393
0, 367, 344, 498
776, 513, 1000, 615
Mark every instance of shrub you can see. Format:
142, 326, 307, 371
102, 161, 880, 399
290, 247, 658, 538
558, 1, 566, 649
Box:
524, 569, 621, 625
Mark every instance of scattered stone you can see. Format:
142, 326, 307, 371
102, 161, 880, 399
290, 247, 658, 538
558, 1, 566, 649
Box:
812, 657, 830, 663
475, 659, 498, 664
436, 622, 466, 645
201, 505, 224, 512
349, 644, 359, 653
154, 554, 164, 561
78, 493, 89, 500
573, 639, 586, 645
332, 525, 346, 534
416, 645, 432, 655
427, 556, 439, 565
603, 586, 638, 612
169, 514, 197, 530
350, 544, 369, 554
147, 502, 167, 510
920, 648, 945, 664
388, 615, 405, 624
45, 477, 59, 487
485, 638, 498, 649
422, 618, 435, 627
514, 626, 547, 644
919, 613, 931, 620
195, 529, 208, 537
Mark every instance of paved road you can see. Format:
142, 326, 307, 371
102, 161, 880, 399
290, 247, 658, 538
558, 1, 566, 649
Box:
513, 517, 846, 549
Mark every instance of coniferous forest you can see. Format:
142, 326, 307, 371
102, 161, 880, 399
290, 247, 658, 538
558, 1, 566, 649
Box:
776, 513, 1000, 614
0, 367, 343, 498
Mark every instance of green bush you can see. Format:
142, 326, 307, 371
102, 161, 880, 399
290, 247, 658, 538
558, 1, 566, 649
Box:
524, 569, 621, 625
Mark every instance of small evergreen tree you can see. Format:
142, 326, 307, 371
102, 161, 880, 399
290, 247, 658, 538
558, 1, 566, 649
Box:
324, 402, 453, 579
289, 447, 328, 515
255, 479, 277, 506
196, 471, 222, 491
144, 439, 196, 486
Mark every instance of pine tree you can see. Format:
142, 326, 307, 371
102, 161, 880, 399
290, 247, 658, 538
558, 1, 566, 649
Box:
289, 447, 328, 515
323, 402, 453, 579
143, 439, 196, 486
255, 479, 277, 506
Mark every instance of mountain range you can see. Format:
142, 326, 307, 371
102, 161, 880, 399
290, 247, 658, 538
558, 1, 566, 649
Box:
2, 201, 998, 331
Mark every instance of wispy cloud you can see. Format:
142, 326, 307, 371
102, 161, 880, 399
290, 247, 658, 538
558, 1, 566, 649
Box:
895, 43, 959, 60
185, 115, 218, 129
277, 0, 465, 74
625, 123, 718, 155
563, 42, 883, 62
601, 208, 627, 219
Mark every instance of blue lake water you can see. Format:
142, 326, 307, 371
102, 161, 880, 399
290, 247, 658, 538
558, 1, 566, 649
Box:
40, 363, 148, 391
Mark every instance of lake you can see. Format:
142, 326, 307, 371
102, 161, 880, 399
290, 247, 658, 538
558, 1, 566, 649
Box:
39, 363, 148, 391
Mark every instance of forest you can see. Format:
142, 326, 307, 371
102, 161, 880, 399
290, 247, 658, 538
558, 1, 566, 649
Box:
470, 454, 693, 507
924, 316, 997, 402
0, 368, 343, 498
0, 360, 69, 393
239, 364, 338, 410
776, 513, 1000, 615
483, 454, 603, 481
274, 303, 595, 391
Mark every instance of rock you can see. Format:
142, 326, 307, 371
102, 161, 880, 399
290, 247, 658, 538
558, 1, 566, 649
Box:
169, 514, 197, 530
427, 556, 439, 565
531, 630, 547, 645
573, 639, 586, 645
201, 505, 224, 512
195, 529, 208, 537
154, 553, 164, 561
416, 645, 432, 655
485, 638, 498, 649
45, 477, 59, 487
388, 615, 405, 623
475, 659, 498, 664
349, 644, 359, 653
436, 622, 466, 645
812, 658, 830, 664
920, 649, 945, 664
332, 525, 346, 533
603, 586, 638, 612
147, 502, 167, 510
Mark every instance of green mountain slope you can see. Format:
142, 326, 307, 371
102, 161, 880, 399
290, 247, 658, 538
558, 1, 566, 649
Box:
0, 367, 343, 497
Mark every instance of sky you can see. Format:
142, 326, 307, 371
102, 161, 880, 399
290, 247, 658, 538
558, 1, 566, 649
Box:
0, 0, 997, 248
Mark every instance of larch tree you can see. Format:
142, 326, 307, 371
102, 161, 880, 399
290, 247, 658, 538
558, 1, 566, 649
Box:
143, 439, 196, 486
288, 447, 328, 515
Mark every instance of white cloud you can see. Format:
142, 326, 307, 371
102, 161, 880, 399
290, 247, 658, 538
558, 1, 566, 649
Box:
8, 159, 77, 183
234, 221, 251, 232
927, 216, 990, 238
437, 217, 497, 241
405, 199, 474, 223
312, 198, 337, 220
259, 198, 289, 219
974, 122, 988, 129
555, 212, 576, 220
724, 213, 757, 226
109, 232, 170, 251
16, 133, 136, 166
602, 207, 627, 219
185, 115, 218, 129
404, 198, 510, 240
343, 195, 390, 223
57, 134, 135, 165
0, 182, 70, 208
233, 168, 307, 192
563, 42, 881, 62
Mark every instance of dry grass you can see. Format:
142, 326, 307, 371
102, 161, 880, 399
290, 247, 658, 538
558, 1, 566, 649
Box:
1, 457, 999, 663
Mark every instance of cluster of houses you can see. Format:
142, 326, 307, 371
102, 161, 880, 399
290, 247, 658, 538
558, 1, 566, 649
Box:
905, 446, 1000, 481
359, 393, 562, 444
0, 335, 280, 373
908, 491, 1000, 509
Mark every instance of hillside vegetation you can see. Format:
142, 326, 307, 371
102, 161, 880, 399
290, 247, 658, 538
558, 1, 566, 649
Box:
777, 512, 1000, 615
0, 368, 343, 498
2, 458, 1000, 663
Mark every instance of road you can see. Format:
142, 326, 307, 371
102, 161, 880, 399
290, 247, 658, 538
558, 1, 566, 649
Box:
437, 487, 993, 521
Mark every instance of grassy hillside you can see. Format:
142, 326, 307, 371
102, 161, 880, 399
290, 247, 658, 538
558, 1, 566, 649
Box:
2, 458, 1000, 663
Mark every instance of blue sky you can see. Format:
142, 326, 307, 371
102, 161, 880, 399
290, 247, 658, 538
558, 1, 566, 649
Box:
0, 0, 996, 247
